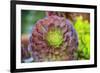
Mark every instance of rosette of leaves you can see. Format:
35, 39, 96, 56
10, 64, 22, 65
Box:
74, 16, 90, 59
29, 15, 78, 62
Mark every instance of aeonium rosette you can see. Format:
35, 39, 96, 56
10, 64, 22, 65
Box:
28, 15, 78, 62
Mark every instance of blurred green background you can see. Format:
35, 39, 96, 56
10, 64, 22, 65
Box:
21, 10, 45, 34
21, 10, 90, 60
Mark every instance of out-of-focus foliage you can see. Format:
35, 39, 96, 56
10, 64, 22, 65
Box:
74, 16, 90, 59
21, 10, 45, 34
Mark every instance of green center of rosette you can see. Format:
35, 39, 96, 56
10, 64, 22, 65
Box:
45, 28, 63, 48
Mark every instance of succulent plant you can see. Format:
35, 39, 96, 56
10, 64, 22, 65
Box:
74, 16, 90, 59
28, 15, 78, 62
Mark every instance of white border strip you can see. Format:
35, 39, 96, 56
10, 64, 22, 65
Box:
16, 4, 94, 69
